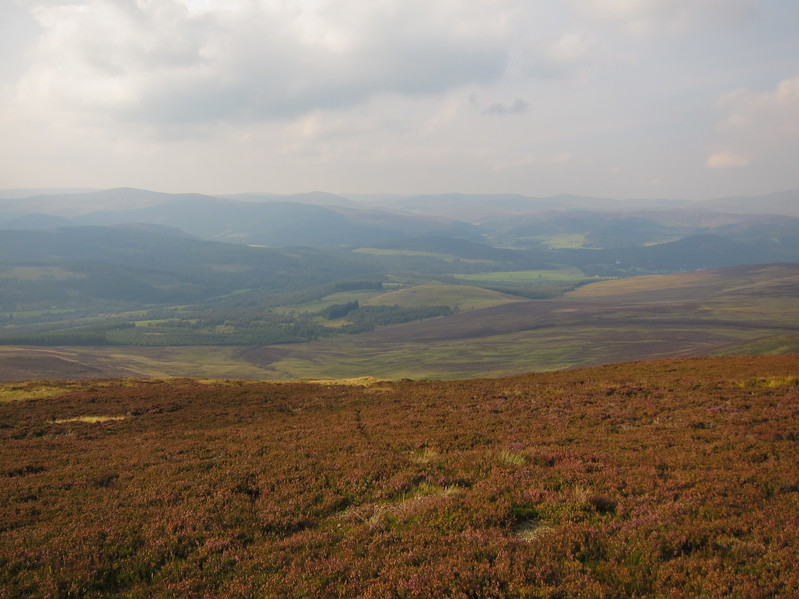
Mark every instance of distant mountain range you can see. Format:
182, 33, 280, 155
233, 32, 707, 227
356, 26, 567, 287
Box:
1, 187, 798, 252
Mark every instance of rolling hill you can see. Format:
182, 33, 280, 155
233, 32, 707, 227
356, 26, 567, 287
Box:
0, 225, 385, 309
3, 188, 798, 254
71, 198, 477, 247
236, 263, 799, 380
0, 188, 480, 247
1, 186, 797, 382
2, 263, 797, 381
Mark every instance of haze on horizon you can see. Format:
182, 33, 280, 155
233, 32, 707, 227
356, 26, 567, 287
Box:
1, 0, 797, 201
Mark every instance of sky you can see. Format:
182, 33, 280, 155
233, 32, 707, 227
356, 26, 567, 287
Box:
1, 0, 797, 199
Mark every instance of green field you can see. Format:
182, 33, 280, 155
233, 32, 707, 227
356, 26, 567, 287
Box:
363, 284, 523, 312
273, 290, 385, 315
454, 268, 593, 284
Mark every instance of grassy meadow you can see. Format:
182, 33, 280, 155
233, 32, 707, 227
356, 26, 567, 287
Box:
362, 284, 523, 312
453, 268, 591, 284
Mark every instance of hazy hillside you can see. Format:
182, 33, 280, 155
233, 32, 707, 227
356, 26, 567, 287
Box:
2, 355, 797, 597
0, 225, 388, 320
698, 189, 799, 216
2, 186, 797, 254
0, 188, 479, 247
0, 188, 181, 220
72, 198, 469, 246
0, 213, 74, 230
378, 193, 690, 221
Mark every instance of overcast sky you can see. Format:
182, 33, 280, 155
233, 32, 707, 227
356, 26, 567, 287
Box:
1, 0, 797, 199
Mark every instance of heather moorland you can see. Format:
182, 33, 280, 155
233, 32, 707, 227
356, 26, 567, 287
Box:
2, 355, 798, 597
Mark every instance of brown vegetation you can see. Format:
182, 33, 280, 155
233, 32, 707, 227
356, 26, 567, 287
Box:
1, 355, 798, 597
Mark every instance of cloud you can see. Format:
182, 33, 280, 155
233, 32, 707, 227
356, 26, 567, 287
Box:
482, 98, 530, 115
575, 0, 756, 33
3, 0, 796, 198
708, 75, 799, 173
546, 31, 596, 64
716, 75, 799, 139
13, 0, 512, 126
706, 150, 750, 169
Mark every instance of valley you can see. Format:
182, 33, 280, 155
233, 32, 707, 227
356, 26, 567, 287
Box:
1, 187, 798, 381
1, 263, 797, 381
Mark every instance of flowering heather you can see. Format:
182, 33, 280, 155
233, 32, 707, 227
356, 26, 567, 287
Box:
1, 355, 798, 597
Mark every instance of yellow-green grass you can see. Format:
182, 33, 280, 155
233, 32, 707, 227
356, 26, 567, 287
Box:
734, 376, 799, 389
454, 268, 591, 285
362, 284, 523, 311
0, 383, 77, 403
53, 415, 128, 424
133, 318, 201, 326
97, 347, 277, 379
273, 290, 385, 314
353, 248, 474, 262
192, 376, 386, 387
385, 273, 443, 285
0, 378, 167, 401
538, 233, 591, 248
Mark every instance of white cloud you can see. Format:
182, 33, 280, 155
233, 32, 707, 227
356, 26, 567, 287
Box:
13, 0, 513, 127
2, 0, 797, 198
707, 75, 799, 176
706, 150, 750, 169
717, 75, 799, 139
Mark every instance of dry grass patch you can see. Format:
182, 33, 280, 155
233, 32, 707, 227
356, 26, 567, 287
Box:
411, 447, 440, 464
514, 519, 554, 542
736, 375, 799, 388
53, 415, 128, 424
0, 383, 76, 403
298, 376, 386, 387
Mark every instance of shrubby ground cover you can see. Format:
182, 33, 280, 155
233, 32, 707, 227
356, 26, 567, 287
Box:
1, 355, 798, 597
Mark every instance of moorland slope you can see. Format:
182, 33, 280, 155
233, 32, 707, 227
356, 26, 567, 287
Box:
1, 355, 798, 597
243, 263, 799, 379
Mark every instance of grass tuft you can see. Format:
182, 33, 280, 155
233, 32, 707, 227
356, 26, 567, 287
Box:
53, 415, 128, 424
